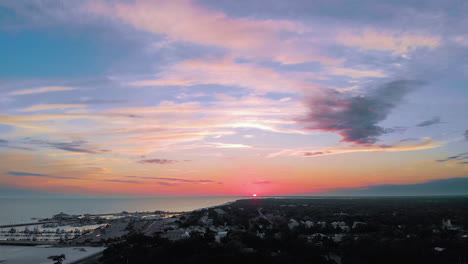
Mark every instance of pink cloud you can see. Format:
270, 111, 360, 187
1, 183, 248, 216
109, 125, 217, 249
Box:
337, 28, 441, 55
130, 56, 324, 93
88, 0, 338, 64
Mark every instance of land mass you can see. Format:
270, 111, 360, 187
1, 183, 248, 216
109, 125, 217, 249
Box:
98, 196, 468, 264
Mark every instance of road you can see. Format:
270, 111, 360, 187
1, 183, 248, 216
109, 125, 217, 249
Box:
257, 208, 273, 224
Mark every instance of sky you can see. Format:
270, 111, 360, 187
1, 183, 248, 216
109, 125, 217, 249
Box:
0, 0, 467, 197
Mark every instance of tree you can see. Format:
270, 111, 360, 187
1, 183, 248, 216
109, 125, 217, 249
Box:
48, 254, 66, 264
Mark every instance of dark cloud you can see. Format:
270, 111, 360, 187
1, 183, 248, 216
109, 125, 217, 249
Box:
100, 179, 142, 184
5, 171, 215, 186
7, 171, 79, 179
436, 152, 468, 162
399, 138, 419, 142
417, 117, 441, 127
126, 176, 215, 183
0, 139, 34, 150
138, 159, 184, 164
384, 126, 407, 134
7, 171, 49, 177
300, 80, 423, 144
25, 139, 109, 154
252, 181, 271, 185
303, 151, 326, 156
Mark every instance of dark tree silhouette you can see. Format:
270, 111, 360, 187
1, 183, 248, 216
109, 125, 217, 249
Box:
48, 254, 66, 264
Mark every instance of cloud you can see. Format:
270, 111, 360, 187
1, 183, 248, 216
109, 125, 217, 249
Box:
299, 80, 423, 144
337, 28, 441, 55
6, 171, 79, 179
26, 139, 109, 154
9, 86, 75, 96
436, 152, 468, 163
130, 56, 323, 94
138, 159, 180, 164
0, 139, 34, 151
208, 142, 251, 148
252, 181, 271, 185
126, 176, 216, 184
88, 0, 337, 64
99, 179, 143, 184
7, 171, 49, 177
303, 151, 326, 156
465, 130, 468, 141
325, 67, 387, 78
454, 36, 468, 47
6, 171, 147, 185
19, 104, 86, 112
417, 117, 441, 127
268, 137, 440, 158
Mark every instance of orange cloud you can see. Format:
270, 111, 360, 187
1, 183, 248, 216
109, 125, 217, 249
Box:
9, 86, 75, 95
268, 137, 441, 158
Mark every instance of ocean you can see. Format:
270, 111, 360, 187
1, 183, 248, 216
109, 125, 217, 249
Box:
0, 196, 244, 226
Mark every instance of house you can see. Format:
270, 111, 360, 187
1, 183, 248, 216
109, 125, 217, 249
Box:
215, 231, 228, 242
163, 229, 190, 241
304, 220, 314, 228
332, 221, 350, 232
352, 221, 367, 229
214, 209, 226, 215
288, 219, 299, 230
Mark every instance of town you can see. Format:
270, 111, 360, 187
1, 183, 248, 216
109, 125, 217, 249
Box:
100, 197, 468, 264
2, 197, 468, 263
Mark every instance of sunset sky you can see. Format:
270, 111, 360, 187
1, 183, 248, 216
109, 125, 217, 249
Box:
0, 0, 467, 196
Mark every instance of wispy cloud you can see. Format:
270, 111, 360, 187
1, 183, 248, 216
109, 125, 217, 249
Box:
26, 139, 109, 154
19, 104, 86, 112
139, 159, 180, 164
130, 56, 323, 94
252, 181, 271, 185
417, 117, 441, 127
337, 28, 441, 55
268, 137, 440, 158
6, 171, 145, 184
436, 152, 468, 163
126, 176, 217, 184
9, 86, 75, 96
6, 171, 79, 179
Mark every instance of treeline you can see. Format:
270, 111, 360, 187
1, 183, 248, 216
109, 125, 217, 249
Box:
100, 233, 329, 264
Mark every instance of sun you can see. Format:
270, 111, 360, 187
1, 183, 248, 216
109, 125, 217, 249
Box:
252, 194, 257, 197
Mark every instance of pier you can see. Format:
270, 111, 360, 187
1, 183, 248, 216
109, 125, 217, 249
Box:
0, 221, 57, 228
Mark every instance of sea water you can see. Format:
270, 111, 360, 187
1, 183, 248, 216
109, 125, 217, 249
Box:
0, 196, 244, 225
